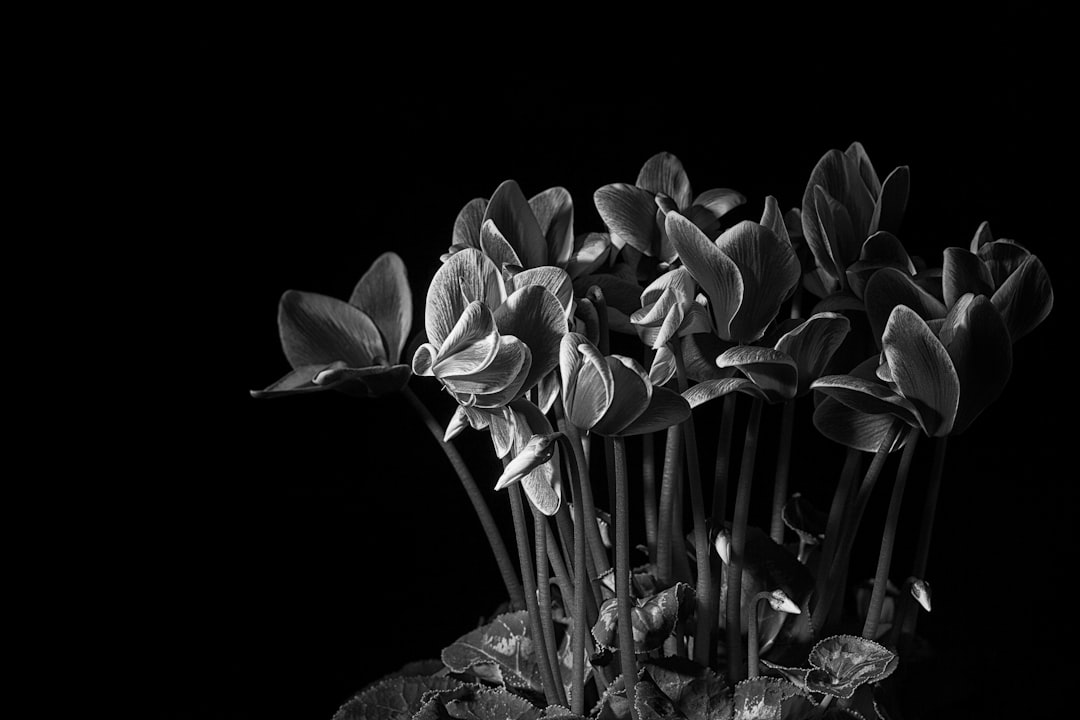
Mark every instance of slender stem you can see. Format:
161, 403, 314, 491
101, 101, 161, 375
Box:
545, 524, 575, 614
656, 425, 683, 586
508, 484, 560, 706
726, 397, 764, 683
605, 439, 617, 539
811, 423, 902, 632
900, 435, 948, 644
643, 431, 658, 568
673, 342, 712, 667
555, 501, 576, 575
769, 400, 797, 544
556, 434, 589, 715
816, 449, 861, 619
554, 398, 611, 583
671, 450, 693, 584
746, 592, 776, 679
402, 386, 525, 610
711, 393, 738, 527
612, 436, 639, 720
589, 285, 610, 356
862, 428, 920, 640
534, 505, 568, 707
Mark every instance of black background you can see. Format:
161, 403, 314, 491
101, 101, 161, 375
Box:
158, 29, 1074, 720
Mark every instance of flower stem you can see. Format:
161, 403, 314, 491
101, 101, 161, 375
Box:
769, 400, 797, 544
402, 386, 525, 610
815, 448, 861, 621
726, 397, 764, 683
545, 525, 575, 616
555, 433, 589, 715
899, 434, 948, 645
508, 484, 561, 706
656, 425, 683, 586
673, 342, 713, 667
555, 404, 610, 597
811, 423, 902, 632
612, 435, 639, 720
534, 504, 568, 707
710, 393, 738, 528
643, 431, 658, 569
862, 427, 920, 640
746, 592, 777, 679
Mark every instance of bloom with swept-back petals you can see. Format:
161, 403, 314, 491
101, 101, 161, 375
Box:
251, 252, 413, 399
665, 199, 801, 345
559, 332, 690, 437
800, 142, 912, 297
594, 151, 745, 261
629, 266, 713, 385
412, 248, 566, 410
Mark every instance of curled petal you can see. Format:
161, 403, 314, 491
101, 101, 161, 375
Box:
255, 362, 411, 399
593, 355, 652, 435
648, 345, 677, 386
250, 364, 336, 398
480, 218, 523, 270
616, 386, 691, 436
434, 301, 499, 376
440, 335, 529, 396
424, 249, 504, 348
636, 151, 692, 210
942, 247, 995, 309
509, 266, 573, 318
761, 195, 791, 247
665, 212, 743, 340
716, 345, 797, 403
882, 306, 960, 437
969, 220, 994, 252
693, 187, 746, 219
813, 395, 910, 453
565, 232, 613, 278
494, 285, 567, 394
683, 377, 769, 408
775, 312, 851, 396
640, 266, 697, 307
811, 374, 921, 428
495, 432, 561, 490
412, 342, 439, 376
978, 239, 1030, 288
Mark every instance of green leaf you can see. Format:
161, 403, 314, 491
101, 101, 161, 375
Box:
805, 635, 897, 699
592, 583, 696, 653
641, 657, 734, 720
732, 677, 809, 720
440, 611, 543, 692
331, 674, 462, 720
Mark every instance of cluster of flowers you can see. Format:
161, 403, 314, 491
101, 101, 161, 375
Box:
255, 146, 1053, 720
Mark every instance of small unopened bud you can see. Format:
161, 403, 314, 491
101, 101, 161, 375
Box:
444, 406, 470, 442
910, 578, 932, 612
494, 433, 562, 491
767, 589, 801, 614
713, 528, 732, 565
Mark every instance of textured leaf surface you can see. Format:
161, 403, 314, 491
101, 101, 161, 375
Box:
441, 612, 542, 691
805, 635, 897, 699
331, 674, 461, 720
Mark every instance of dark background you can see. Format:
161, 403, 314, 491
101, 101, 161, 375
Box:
158, 33, 1074, 719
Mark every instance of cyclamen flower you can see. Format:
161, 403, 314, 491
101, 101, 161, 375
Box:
629, 267, 713, 385
412, 249, 565, 410
251, 252, 412, 399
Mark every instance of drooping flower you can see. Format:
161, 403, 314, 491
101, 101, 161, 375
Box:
251, 252, 413, 399
559, 333, 690, 437
594, 151, 745, 261
800, 142, 912, 298
666, 201, 801, 344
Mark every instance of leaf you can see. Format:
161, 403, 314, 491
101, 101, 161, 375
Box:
641, 657, 734, 720
732, 677, 807, 720
595, 183, 663, 256
805, 635, 896, 699
414, 684, 546, 720
938, 294, 1013, 434
485, 179, 548, 270
990, 253, 1054, 342
665, 212, 743, 341
441, 612, 543, 692
349, 252, 413, 365
882, 305, 960, 437
592, 583, 695, 653
863, 267, 947, 348
717, 221, 801, 343
774, 313, 851, 397
782, 493, 827, 546
331, 674, 461, 720
530, 186, 575, 267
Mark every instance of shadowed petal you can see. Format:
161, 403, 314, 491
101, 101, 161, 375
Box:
279, 290, 384, 369
846, 231, 916, 299
494, 285, 567, 393
617, 386, 691, 436
692, 188, 746, 219
716, 346, 798, 403
813, 396, 909, 453
636, 152, 692, 209
869, 165, 910, 236
480, 218, 523, 270
865, 268, 947, 347
649, 345, 677, 386
529, 186, 574, 267
882, 306, 960, 437
488, 406, 518, 458
680, 332, 734, 382
441, 335, 529, 395
452, 198, 488, 250
434, 301, 499, 373
425, 249, 504, 348
509, 266, 573, 317
683, 377, 769, 407
653, 301, 686, 349
348, 252, 412, 364
969, 220, 994, 252
632, 286, 678, 327
939, 294, 1012, 433
761, 195, 791, 247
810, 374, 921, 428
717, 220, 801, 343
566, 232, 613, 278
991, 254, 1054, 342
640, 266, 696, 307
465, 344, 533, 410
665, 212, 743, 340
775, 312, 852, 396
484, 179, 547, 269
594, 355, 652, 435
846, 141, 882, 200
978, 239, 1030, 288
813, 186, 858, 289
572, 273, 644, 317
412, 342, 438, 376
310, 363, 412, 397
250, 364, 334, 398
561, 334, 613, 430
942, 247, 995, 308
595, 183, 662, 256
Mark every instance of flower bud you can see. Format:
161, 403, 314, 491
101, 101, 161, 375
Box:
767, 589, 801, 614
494, 432, 562, 491
910, 578, 932, 612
